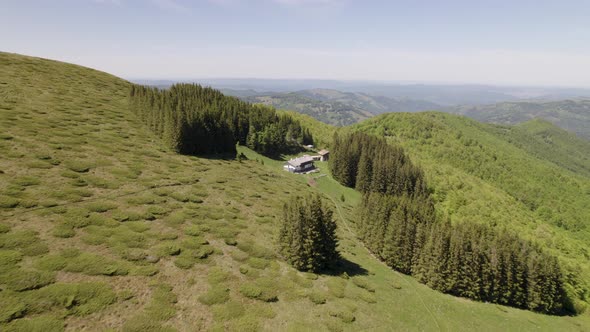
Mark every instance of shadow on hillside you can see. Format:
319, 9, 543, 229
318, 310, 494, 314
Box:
182, 150, 292, 162
322, 257, 368, 277
183, 152, 237, 161
260, 146, 311, 161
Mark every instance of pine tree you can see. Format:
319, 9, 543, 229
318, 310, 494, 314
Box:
446, 223, 463, 295
279, 194, 339, 272
129, 83, 312, 156
355, 150, 373, 192
342, 127, 571, 314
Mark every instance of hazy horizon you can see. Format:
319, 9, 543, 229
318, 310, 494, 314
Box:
131, 77, 590, 90
3, 0, 590, 88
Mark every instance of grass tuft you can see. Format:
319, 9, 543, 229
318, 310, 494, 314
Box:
211, 301, 245, 322
0, 294, 27, 323
309, 291, 327, 305
327, 279, 347, 298
13, 176, 41, 187
198, 286, 230, 306
173, 254, 195, 270
86, 201, 118, 213
1, 270, 56, 291
26, 282, 117, 317
247, 257, 270, 270
3, 315, 64, 332
52, 224, 76, 238
155, 243, 181, 257
239, 279, 278, 302
36, 251, 129, 276
0, 196, 19, 208
329, 309, 356, 324
208, 267, 231, 285
352, 277, 375, 293
0, 223, 11, 234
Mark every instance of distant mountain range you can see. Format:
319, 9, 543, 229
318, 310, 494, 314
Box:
222, 88, 440, 126
136, 78, 590, 106
137, 79, 590, 138
448, 99, 590, 140
224, 89, 590, 139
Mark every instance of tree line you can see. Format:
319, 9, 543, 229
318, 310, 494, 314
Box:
330, 131, 427, 197
332, 131, 571, 315
129, 84, 313, 156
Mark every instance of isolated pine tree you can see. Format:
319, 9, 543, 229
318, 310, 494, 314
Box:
279, 194, 339, 272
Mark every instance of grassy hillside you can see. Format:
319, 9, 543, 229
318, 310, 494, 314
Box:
450, 99, 590, 140
353, 112, 590, 309
1, 52, 589, 331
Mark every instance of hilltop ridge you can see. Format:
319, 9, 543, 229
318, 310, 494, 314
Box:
449, 99, 590, 140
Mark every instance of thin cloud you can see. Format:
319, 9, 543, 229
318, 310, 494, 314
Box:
92, 0, 123, 5
271, 0, 343, 5
207, 0, 345, 7
92, 0, 187, 12
151, 0, 187, 12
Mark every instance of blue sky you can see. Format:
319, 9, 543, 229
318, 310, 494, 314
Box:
2, 0, 590, 86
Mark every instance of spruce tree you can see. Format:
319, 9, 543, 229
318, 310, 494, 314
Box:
337, 128, 571, 313
355, 151, 373, 192
129, 83, 313, 156
279, 194, 339, 272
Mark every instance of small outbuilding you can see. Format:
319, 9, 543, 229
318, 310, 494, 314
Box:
318, 149, 330, 162
284, 155, 315, 173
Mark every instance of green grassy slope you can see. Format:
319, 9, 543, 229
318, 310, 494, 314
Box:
1, 52, 589, 331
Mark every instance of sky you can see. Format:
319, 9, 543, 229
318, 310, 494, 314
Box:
2, 0, 590, 87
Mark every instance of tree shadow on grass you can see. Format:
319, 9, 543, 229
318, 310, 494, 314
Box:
183, 150, 294, 162
184, 151, 237, 161
322, 257, 369, 277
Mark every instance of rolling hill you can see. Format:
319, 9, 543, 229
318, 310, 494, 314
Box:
450, 99, 590, 140
223, 89, 439, 126
296, 89, 440, 115
1, 52, 589, 331
353, 112, 590, 312
225, 88, 590, 143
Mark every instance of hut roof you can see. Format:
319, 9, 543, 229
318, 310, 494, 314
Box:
287, 155, 315, 167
